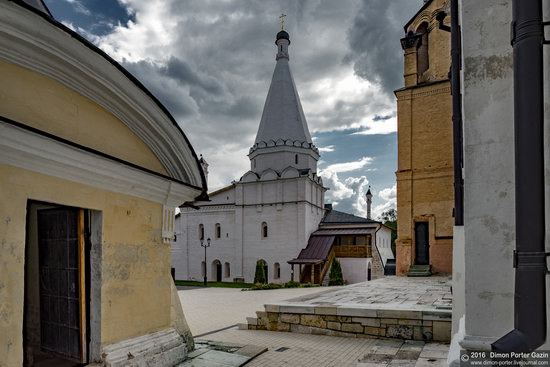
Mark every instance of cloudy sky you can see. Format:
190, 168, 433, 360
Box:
44, 0, 422, 219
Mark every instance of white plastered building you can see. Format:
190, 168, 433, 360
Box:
172, 29, 393, 284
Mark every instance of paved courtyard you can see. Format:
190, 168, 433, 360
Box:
178, 286, 337, 335
203, 329, 449, 367
276, 276, 452, 310
178, 278, 451, 366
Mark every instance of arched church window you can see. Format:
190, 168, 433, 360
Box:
295, 154, 298, 164
254, 159, 256, 168
261, 222, 268, 238
215, 223, 221, 238
224, 262, 230, 278
199, 224, 204, 240
274, 262, 281, 279
416, 22, 429, 75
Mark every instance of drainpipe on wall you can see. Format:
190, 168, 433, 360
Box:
436, 0, 464, 226
450, 0, 463, 226
492, 0, 548, 353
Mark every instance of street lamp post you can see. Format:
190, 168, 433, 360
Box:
200, 237, 211, 286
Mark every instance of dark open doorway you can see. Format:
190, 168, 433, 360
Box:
367, 263, 372, 281
24, 202, 91, 366
211, 260, 222, 282
263, 262, 268, 282
414, 222, 430, 265
216, 262, 222, 282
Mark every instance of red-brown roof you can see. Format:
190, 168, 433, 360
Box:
312, 228, 375, 236
288, 235, 335, 264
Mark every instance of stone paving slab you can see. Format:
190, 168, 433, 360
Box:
200, 328, 449, 366
191, 350, 250, 366
233, 345, 268, 358
178, 341, 267, 367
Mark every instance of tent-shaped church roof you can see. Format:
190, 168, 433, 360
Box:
253, 30, 313, 146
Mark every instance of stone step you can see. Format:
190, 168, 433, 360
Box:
408, 273, 432, 277
407, 265, 432, 277
237, 323, 248, 330
246, 317, 258, 326
410, 265, 431, 270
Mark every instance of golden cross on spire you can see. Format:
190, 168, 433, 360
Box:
279, 13, 286, 30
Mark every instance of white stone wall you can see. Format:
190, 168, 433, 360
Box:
339, 258, 372, 284
375, 226, 394, 267
459, 0, 515, 349
250, 148, 318, 174
450, 1, 550, 359
173, 205, 236, 281
171, 175, 325, 284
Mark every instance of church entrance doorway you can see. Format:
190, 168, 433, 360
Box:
414, 222, 430, 265
212, 260, 222, 282
367, 263, 372, 281
24, 202, 92, 366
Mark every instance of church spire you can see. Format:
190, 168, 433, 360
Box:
276, 14, 290, 61
249, 22, 319, 174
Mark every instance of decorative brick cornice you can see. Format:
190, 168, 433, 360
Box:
396, 85, 451, 101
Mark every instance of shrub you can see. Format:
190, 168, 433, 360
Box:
247, 282, 282, 291
253, 259, 267, 284
284, 280, 300, 288
328, 258, 344, 286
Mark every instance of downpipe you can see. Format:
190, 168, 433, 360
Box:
491, 0, 548, 352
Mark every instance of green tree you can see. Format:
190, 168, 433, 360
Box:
254, 259, 267, 284
380, 208, 397, 255
328, 258, 344, 286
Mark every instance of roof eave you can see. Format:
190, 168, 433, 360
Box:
6, 0, 207, 195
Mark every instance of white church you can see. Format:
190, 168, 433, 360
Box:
171, 28, 394, 285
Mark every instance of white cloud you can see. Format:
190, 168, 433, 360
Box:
61, 21, 76, 31
373, 184, 397, 220
318, 145, 335, 153
351, 116, 397, 135
320, 171, 396, 220
65, 0, 404, 204
320, 171, 354, 201
65, 0, 91, 16
322, 156, 373, 174
379, 184, 397, 202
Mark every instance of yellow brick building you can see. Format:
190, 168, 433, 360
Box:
395, 0, 454, 276
0, 1, 205, 365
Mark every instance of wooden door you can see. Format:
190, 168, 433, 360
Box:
414, 222, 430, 265
37, 208, 86, 362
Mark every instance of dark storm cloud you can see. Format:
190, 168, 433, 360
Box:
45, 0, 135, 36
373, 114, 394, 121
345, 0, 422, 96
161, 57, 224, 96
123, 60, 198, 117
49, 0, 417, 211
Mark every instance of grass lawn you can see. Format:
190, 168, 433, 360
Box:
175, 280, 254, 288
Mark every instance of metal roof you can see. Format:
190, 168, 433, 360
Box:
321, 209, 380, 224
289, 235, 335, 264
312, 228, 375, 236
254, 31, 313, 146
